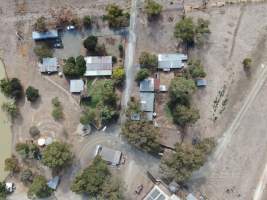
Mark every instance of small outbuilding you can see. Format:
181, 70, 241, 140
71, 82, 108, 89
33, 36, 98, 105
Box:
70, 79, 84, 93
39, 58, 58, 73
32, 30, 59, 40
140, 78, 154, 92
158, 53, 188, 71
186, 193, 198, 200
95, 145, 122, 166
47, 176, 60, 190
196, 79, 207, 87
84, 56, 112, 76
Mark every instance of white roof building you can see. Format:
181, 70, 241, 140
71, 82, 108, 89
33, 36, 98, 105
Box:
95, 145, 122, 166
40, 57, 58, 73
144, 185, 181, 200
70, 79, 84, 93
158, 54, 188, 71
84, 56, 112, 76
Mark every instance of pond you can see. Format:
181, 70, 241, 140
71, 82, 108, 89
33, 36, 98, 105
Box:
0, 59, 12, 181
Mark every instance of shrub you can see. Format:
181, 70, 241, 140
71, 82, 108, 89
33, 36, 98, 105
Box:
144, 0, 162, 20
28, 176, 52, 199
26, 86, 39, 102
83, 35, 98, 51
34, 17, 47, 32
20, 169, 33, 184
83, 16, 92, 28
243, 58, 252, 71
63, 56, 86, 77
51, 97, 63, 120
135, 68, 149, 82
112, 66, 125, 86
139, 52, 158, 69
104, 4, 130, 28
2, 100, 18, 119
34, 45, 53, 61
172, 105, 200, 127
29, 126, 40, 138
4, 156, 20, 173
188, 60, 206, 78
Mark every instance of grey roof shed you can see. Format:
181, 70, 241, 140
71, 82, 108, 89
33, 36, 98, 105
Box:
47, 176, 60, 190
140, 92, 154, 112
99, 146, 122, 166
84, 56, 112, 76
32, 30, 59, 40
70, 79, 84, 93
140, 78, 154, 92
158, 54, 188, 70
40, 58, 58, 73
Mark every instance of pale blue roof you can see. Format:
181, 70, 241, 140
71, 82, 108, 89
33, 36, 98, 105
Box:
140, 78, 154, 92
196, 79, 207, 87
32, 30, 58, 40
140, 92, 154, 112
186, 194, 197, 200
47, 176, 60, 190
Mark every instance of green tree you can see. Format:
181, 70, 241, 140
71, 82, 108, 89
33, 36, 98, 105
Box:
118, 44, 124, 58
144, 0, 162, 19
2, 100, 18, 119
28, 175, 52, 199
243, 57, 252, 71
169, 77, 196, 106
26, 86, 39, 102
34, 16, 47, 32
160, 139, 215, 183
104, 4, 130, 28
51, 97, 63, 120
112, 67, 125, 86
0, 78, 23, 100
122, 120, 161, 153
80, 108, 96, 125
174, 17, 210, 46
63, 56, 86, 77
172, 105, 199, 127
135, 68, 150, 82
29, 126, 40, 138
100, 177, 125, 200
139, 52, 158, 69
71, 156, 110, 196
188, 60, 206, 78
34, 44, 53, 61
83, 35, 98, 51
42, 142, 73, 169
83, 15, 92, 28
20, 169, 33, 184
0, 182, 7, 199
100, 105, 119, 124
4, 156, 20, 173
16, 143, 30, 159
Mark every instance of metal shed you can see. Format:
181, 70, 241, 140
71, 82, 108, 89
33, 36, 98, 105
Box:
32, 30, 59, 40
84, 56, 112, 76
40, 58, 58, 73
70, 79, 84, 93
140, 78, 155, 92
158, 54, 188, 70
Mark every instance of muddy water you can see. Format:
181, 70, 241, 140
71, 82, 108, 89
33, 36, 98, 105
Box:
0, 60, 11, 181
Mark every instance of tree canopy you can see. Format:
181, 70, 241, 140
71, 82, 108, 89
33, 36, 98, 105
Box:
100, 177, 125, 200
172, 105, 200, 127
63, 56, 86, 77
122, 120, 161, 154
20, 169, 33, 185
112, 66, 125, 86
0, 78, 23, 100
15, 142, 39, 159
169, 77, 196, 106
0, 182, 7, 199
144, 0, 162, 19
42, 142, 73, 169
83, 35, 98, 52
34, 16, 47, 32
135, 68, 150, 82
28, 175, 52, 199
2, 100, 18, 119
26, 86, 39, 102
83, 16, 92, 28
4, 156, 20, 173
51, 97, 64, 120
174, 17, 210, 46
160, 138, 215, 183
188, 60, 206, 78
71, 156, 110, 196
104, 4, 130, 28
139, 52, 158, 69
34, 44, 53, 61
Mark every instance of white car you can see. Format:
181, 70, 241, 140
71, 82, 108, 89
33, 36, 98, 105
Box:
66, 25, 75, 30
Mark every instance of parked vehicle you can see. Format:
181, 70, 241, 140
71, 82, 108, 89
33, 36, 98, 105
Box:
66, 25, 75, 31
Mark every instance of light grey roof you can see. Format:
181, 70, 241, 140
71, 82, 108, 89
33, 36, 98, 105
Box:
131, 113, 141, 121
186, 194, 197, 200
196, 79, 207, 87
140, 78, 154, 92
140, 92, 154, 112
99, 146, 122, 165
47, 176, 60, 190
70, 79, 84, 93
158, 54, 187, 69
32, 30, 58, 40
40, 58, 58, 73
145, 112, 153, 121
84, 56, 112, 76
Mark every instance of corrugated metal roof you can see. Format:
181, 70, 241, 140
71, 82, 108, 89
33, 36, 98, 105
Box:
40, 57, 58, 73
158, 54, 187, 69
84, 56, 112, 76
32, 30, 58, 40
140, 78, 154, 92
70, 79, 84, 93
47, 176, 60, 190
186, 194, 197, 200
140, 92, 154, 112
99, 146, 122, 165
196, 79, 207, 87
